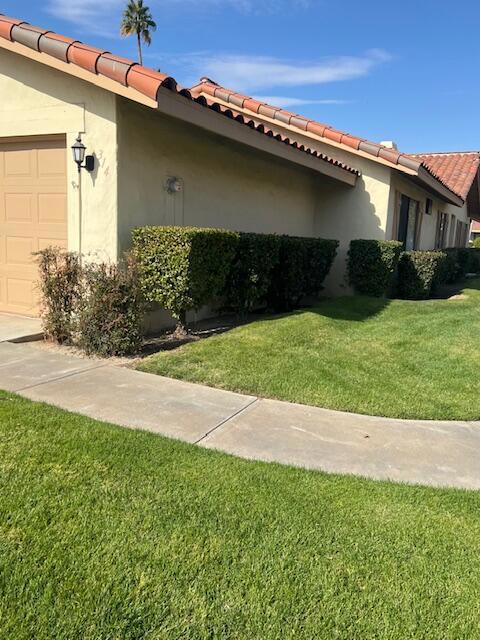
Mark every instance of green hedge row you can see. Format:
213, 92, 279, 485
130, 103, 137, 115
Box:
347, 240, 480, 300
269, 235, 339, 311
397, 251, 447, 299
347, 240, 403, 297
132, 226, 338, 327
131, 226, 238, 328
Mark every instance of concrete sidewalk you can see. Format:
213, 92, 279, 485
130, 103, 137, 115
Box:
1, 341, 479, 490
0, 313, 42, 343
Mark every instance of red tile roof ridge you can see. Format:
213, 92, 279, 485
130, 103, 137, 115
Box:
198, 93, 359, 174
412, 152, 480, 201
410, 151, 480, 156
0, 14, 360, 178
191, 78, 470, 202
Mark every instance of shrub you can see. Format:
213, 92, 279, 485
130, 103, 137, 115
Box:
468, 248, 480, 273
456, 248, 472, 278
268, 236, 338, 311
132, 226, 239, 331
35, 247, 81, 344
442, 248, 471, 283
397, 251, 447, 299
347, 240, 403, 297
442, 248, 461, 283
224, 232, 280, 313
473, 237, 480, 249
76, 255, 144, 357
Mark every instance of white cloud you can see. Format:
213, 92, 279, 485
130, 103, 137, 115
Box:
46, 0, 122, 36
46, 0, 311, 32
254, 96, 350, 108
189, 50, 390, 93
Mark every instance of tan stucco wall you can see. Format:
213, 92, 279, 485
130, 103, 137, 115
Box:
0, 47, 118, 261
115, 98, 397, 298
203, 117, 394, 294
115, 98, 334, 252
313, 152, 391, 294
3, 46, 469, 318
388, 174, 469, 249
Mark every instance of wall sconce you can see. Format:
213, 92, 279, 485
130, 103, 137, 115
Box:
71, 134, 95, 173
165, 176, 183, 194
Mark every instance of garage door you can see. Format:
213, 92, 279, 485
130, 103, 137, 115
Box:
0, 137, 67, 316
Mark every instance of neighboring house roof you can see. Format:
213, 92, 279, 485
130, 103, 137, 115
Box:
409, 152, 480, 201
0, 14, 359, 184
471, 221, 480, 232
191, 78, 466, 206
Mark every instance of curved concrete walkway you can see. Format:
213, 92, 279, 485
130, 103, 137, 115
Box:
1, 340, 479, 490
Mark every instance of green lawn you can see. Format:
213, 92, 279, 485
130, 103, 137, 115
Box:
1, 391, 480, 639
138, 279, 480, 420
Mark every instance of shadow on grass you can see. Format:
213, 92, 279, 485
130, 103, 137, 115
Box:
139, 277, 480, 358
306, 295, 391, 322
141, 297, 392, 357
433, 277, 480, 299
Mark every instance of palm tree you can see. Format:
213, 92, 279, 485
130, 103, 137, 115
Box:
120, 0, 156, 66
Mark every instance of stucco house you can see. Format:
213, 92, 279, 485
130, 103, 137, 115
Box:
1, 14, 479, 317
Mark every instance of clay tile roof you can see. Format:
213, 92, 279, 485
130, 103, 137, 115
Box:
409, 152, 480, 201
472, 221, 480, 231
0, 14, 360, 179
191, 79, 468, 203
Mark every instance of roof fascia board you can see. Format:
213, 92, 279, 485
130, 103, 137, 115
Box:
0, 37, 158, 108
198, 92, 408, 172
158, 86, 356, 186
198, 90, 464, 205
466, 173, 480, 221
416, 166, 463, 206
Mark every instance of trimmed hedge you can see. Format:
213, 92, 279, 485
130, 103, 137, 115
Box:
347, 240, 403, 297
223, 232, 281, 313
442, 247, 470, 283
468, 247, 480, 273
133, 226, 339, 322
397, 251, 447, 300
132, 226, 239, 328
268, 236, 338, 311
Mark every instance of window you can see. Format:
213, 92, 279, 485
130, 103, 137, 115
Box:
435, 212, 449, 249
397, 194, 421, 250
448, 214, 456, 247
426, 198, 433, 215
455, 220, 462, 247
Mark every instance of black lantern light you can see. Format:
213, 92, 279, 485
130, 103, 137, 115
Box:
71, 134, 94, 173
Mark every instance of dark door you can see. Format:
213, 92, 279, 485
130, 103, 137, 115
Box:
398, 195, 410, 249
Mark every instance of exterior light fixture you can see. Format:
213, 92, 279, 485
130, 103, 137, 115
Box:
71, 134, 94, 173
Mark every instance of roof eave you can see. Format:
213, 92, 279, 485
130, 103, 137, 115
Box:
193, 83, 469, 204
155, 87, 358, 186
0, 34, 357, 188
413, 166, 464, 207
467, 172, 480, 221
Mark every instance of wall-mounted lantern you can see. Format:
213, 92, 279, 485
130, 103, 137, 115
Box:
71, 134, 95, 173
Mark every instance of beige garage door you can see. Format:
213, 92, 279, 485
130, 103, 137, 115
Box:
0, 137, 67, 316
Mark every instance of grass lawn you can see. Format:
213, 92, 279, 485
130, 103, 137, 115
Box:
1, 391, 480, 639
137, 279, 480, 421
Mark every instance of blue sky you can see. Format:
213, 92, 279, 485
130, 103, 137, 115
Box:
4, 0, 480, 152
